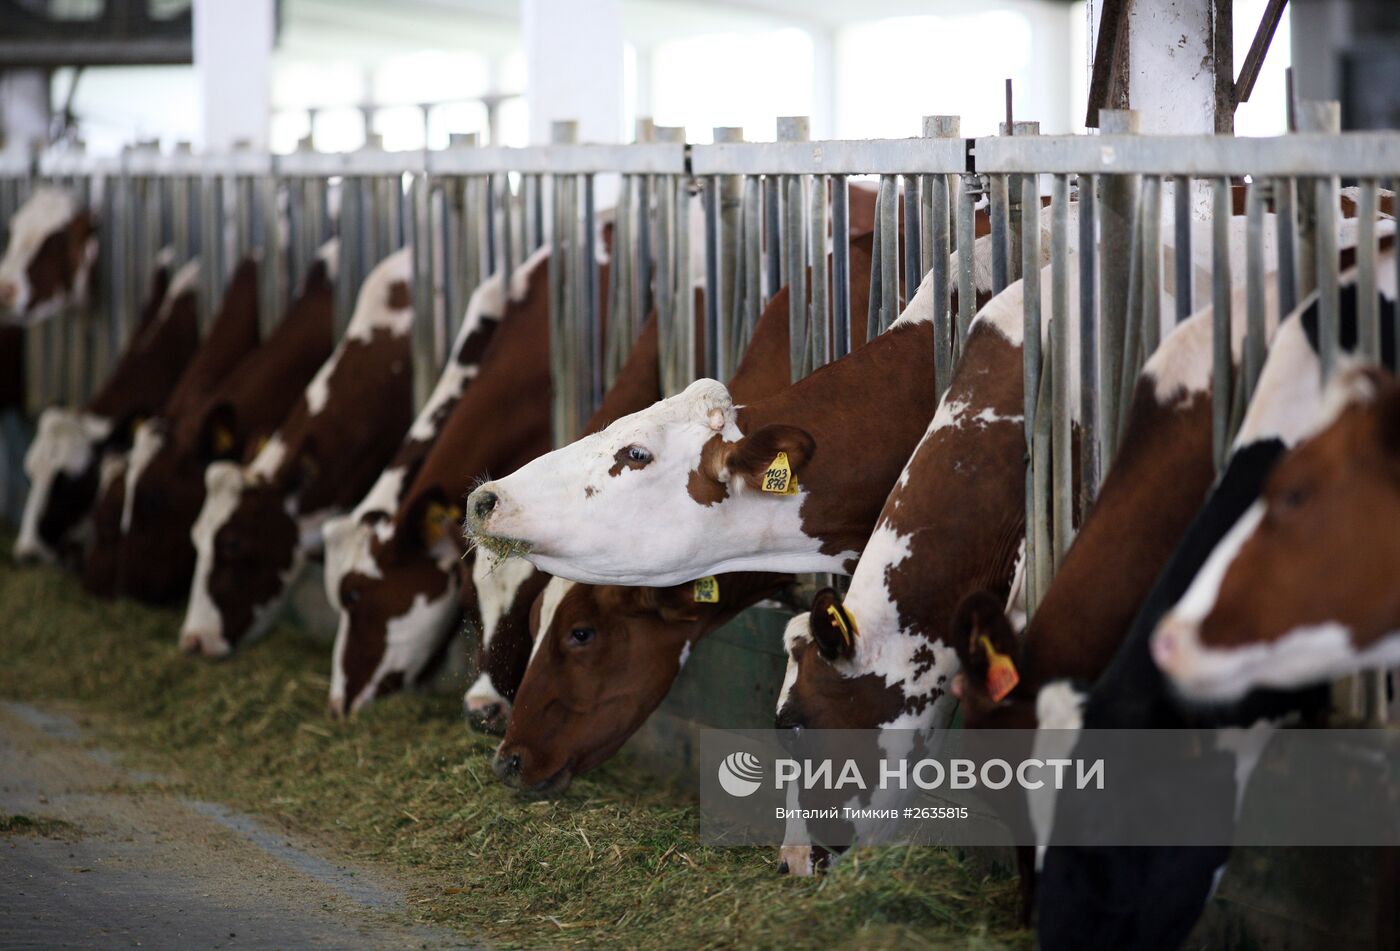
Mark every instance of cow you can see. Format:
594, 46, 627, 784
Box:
474, 232, 880, 738
117, 250, 335, 604
15, 250, 193, 566
1152, 373, 1400, 700
461, 205, 1037, 588
325, 246, 554, 717
1031, 256, 1394, 951
180, 248, 415, 657
0, 187, 98, 324
490, 228, 878, 771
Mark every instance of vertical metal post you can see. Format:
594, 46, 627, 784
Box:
583, 173, 601, 422
955, 173, 978, 358
1211, 178, 1234, 470
776, 117, 810, 382
809, 173, 830, 370
1077, 174, 1101, 498
605, 173, 633, 387
334, 176, 359, 338
1050, 175, 1073, 570
1315, 170, 1341, 380
1139, 176, 1164, 371
703, 171, 721, 379
1243, 181, 1270, 403
740, 174, 763, 357
258, 172, 281, 333
903, 174, 921, 296
924, 116, 958, 403
830, 175, 851, 361
1356, 181, 1379, 363
411, 170, 438, 410
675, 170, 695, 387
1173, 175, 1193, 324
1293, 101, 1340, 311
764, 175, 781, 307
1275, 175, 1298, 319
1021, 169, 1044, 615
990, 168, 1010, 295
1096, 109, 1139, 483
877, 173, 899, 330
713, 126, 743, 380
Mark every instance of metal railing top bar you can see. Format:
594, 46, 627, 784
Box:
975, 131, 1400, 177
689, 136, 971, 176
427, 142, 688, 176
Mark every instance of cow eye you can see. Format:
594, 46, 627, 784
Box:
217, 535, 244, 558
1273, 484, 1311, 516
343, 588, 361, 607
568, 626, 596, 646
626, 445, 651, 464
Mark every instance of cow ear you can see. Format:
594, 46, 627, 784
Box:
951, 591, 1021, 703
808, 588, 857, 661
650, 583, 704, 624
410, 490, 463, 559
708, 424, 816, 494
199, 403, 239, 460
287, 441, 320, 493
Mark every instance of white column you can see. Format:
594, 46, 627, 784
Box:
0, 70, 50, 156
808, 27, 837, 139
194, 0, 274, 151
521, 0, 624, 144
1126, 0, 1231, 135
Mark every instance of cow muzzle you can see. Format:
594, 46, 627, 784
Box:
465, 697, 511, 735
0, 279, 18, 313
179, 628, 232, 659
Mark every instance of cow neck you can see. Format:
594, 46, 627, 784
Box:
734, 318, 936, 564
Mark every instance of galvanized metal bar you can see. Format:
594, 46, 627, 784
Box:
1315, 172, 1341, 380
411, 171, 436, 409
1173, 175, 1193, 324
200, 172, 221, 332
1244, 180, 1270, 402
1050, 174, 1073, 570
258, 173, 281, 333
1275, 176, 1298, 319
676, 173, 696, 386
654, 166, 675, 394
1096, 109, 1139, 479
500, 173, 516, 298
583, 173, 601, 420
691, 136, 970, 176
704, 174, 721, 379
1077, 174, 1101, 498
1116, 190, 1146, 442
1211, 178, 1234, 470
831, 175, 851, 361
809, 173, 830, 369
1293, 102, 1341, 307
1139, 175, 1164, 363
484, 172, 498, 278
605, 174, 631, 387
867, 183, 882, 341
903, 174, 921, 297
955, 173, 978, 358
714, 127, 744, 380
929, 159, 953, 402
990, 171, 1010, 294
334, 176, 359, 338
878, 174, 899, 329
785, 172, 807, 380
764, 175, 781, 306
741, 174, 763, 356
1021, 169, 1044, 614
636, 171, 653, 320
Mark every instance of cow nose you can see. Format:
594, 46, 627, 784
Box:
0, 280, 16, 310
326, 694, 349, 720
471, 488, 499, 523
179, 631, 203, 655
1151, 616, 1187, 674
467, 701, 507, 735
492, 748, 523, 784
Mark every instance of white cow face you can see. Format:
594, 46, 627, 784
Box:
466, 379, 819, 587
16, 408, 112, 563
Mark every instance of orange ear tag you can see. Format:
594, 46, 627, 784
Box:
213, 426, 235, 455
693, 576, 720, 603
979, 635, 1020, 703
762, 452, 800, 495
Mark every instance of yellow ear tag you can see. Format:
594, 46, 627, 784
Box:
762, 451, 799, 495
693, 576, 720, 604
254, 435, 269, 456
979, 635, 1020, 703
213, 426, 235, 455
422, 502, 462, 547
825, 603, 858, 648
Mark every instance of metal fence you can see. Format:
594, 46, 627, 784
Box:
6, 113, 1399, 723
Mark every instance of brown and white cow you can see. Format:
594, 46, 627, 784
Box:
1152, 367, 1400, 702
491, 235, 878, 779
181, 247, 415, 657
0, 187, 98, 324
15, 250, 194, 565
118, 251, 335, 604
325, 247, 554, 716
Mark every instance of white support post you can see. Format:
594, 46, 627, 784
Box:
1126, 0, 1233, 136
521, 0, 625, 145
194, 0, 274, 152
0, 70, 50, 155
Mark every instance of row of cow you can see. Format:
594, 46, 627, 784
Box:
3, 172, 1397, 949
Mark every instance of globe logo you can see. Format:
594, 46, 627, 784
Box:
718, 751, 764, 798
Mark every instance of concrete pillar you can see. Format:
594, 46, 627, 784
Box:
0, 70, 50, 155
1124, 0, 1234, 135
521, 0, 624, 144
194, 0, 274, 151
808, 27, 836, 139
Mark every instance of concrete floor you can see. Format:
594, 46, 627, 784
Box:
0, 702, 478, 951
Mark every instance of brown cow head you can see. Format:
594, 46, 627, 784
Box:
947, 590, 1026, 725
1154, 370, 1400, 701
492, 572, 792, 795
0, 188, 97, 322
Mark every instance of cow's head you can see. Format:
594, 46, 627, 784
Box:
1153, 370, 1400, 702
0, 188, 97, 322
118, 409, 241, 604
15, 408, 113, 564
494, 572, 791, 794
324, 492, 461, 717
466, 378, 815, 587
461, 554, 547, 734
774, 589, 916, 731
179, 446, 309, 657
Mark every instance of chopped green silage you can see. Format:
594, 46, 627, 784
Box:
0, 813, 77, 838
0, 538, 1030, 950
